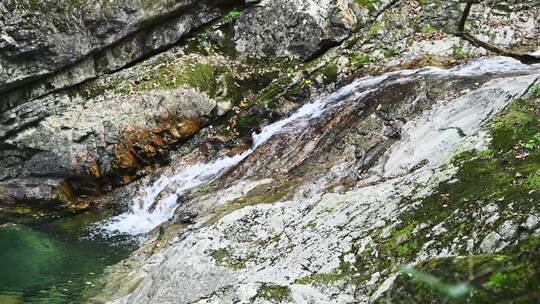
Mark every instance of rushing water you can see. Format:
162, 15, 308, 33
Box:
0, 56, 536, 304
0, 211, 135, 304
100, 73, 391, 236
99, 56, 540, 237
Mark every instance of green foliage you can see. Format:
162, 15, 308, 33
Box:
368, 21, 384, 36
236, 115, 259, 135
322, 63, 339, 83
392, 236, 540, 303
398, 265, 472, 299
453, 47, 467, 60
383, 48, 398, 58
422, 24, 438, 34
224, 10, 242, 23
530, 84, 540, 97
349, 53, 373, 70
256, 284, 291, 302
354, 0, 378, 11
524, 133, 540, 150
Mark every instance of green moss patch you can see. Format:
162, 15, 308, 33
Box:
210, 248, 245, 269
256, 284, 292, 302
390, 236, 540, 303
296, 269, 346, 286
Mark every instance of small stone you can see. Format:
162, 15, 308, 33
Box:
366, 272, 381, 286
432, 223, 447, 236
380, 227, 392, 240
373, 220, 386, 228
480, 231, 502, 253
480, 203, 500, 225
412, 223, 429, 236
216, 101, 232, 116
524, 215, 540, 231
498, 220, 518, 240
395, 235, 408, 245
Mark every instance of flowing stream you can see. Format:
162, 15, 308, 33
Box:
0, 56, 536, 304
99, 56, 538, 237
100, 74, 391, 236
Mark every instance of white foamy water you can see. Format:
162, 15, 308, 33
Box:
100, 74, 390, 236
99, 56, 538, 237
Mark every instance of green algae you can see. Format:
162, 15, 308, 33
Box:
256, 284, 292, 302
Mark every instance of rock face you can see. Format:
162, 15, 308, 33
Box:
1, 0, 540, 303
99, 59, 540, 304
234, 0, 358, 60
0, 88, 218, 206
0, 0, 230, 111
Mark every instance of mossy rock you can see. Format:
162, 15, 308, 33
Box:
389, 236, 540, 303
256, 284, 292, 302
378, 95, 540, 260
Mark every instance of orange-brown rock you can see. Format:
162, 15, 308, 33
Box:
0, 88, 219, 207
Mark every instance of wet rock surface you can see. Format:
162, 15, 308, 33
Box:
0, 0, 539, 303
96, 62, 540, 303
0, 88, 219, 207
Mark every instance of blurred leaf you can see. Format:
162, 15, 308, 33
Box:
398, 265, 472, 299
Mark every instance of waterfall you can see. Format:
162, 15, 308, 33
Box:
99, 74, 390, 236
99, 56, 537, 237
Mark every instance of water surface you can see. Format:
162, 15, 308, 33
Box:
0, 210, 136, 304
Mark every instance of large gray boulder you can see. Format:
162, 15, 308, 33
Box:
0, 0, 231, 111
233, 0, 358, 60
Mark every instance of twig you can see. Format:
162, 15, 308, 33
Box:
455, 0, 540, 64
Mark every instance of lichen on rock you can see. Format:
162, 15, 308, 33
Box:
0, 1, 539, 303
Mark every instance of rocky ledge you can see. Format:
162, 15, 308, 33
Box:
0, 0, 539, 303
95, 58, 540, 304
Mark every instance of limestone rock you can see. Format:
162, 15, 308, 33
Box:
0, 88, 218, 205
480, 231, 504, 253
233, 0, 358, 60
0, 0, 226, 111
